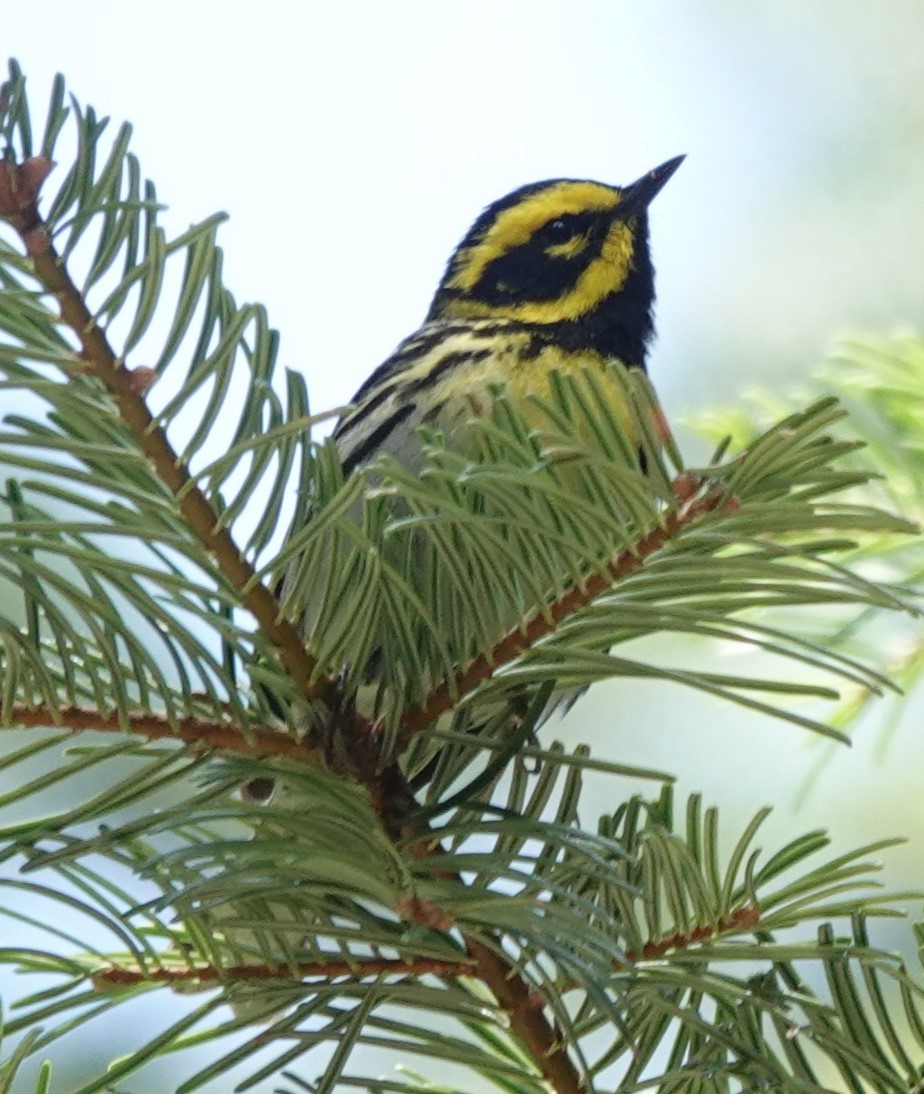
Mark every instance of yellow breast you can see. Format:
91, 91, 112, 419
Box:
427, 325, 639, 446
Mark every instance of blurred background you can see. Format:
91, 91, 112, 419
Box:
4, 1, 924, 1089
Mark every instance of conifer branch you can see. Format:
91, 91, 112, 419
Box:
10, 703, 316, 760
92, 955, 474, 988
463, 936, 579, 1092
628, 901, 761, 962
93, 944, 583, 1091
0, 156, 335, 714
399, 479, 728, 744
1, 69, 920, 1093
393, 781, 585, 1092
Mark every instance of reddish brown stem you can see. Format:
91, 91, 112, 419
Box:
463, 935, 581, 1091
93, 955, 473, 988
10, 703, 319, 760
95, 946, 583, 1091
400, 489, 727, 744
628, 902, 762, 963
399, 798, 584, 1089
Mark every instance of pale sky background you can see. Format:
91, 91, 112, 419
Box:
3, 2, 924, 1090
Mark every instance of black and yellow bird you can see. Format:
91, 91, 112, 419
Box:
269, 157, 684, 778
331, 156, 683, 481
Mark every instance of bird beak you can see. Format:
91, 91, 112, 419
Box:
617, 155, 685, 219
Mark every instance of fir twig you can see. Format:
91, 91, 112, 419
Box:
9, 703, 314, 760
463, 935, 578, 1091
627, 900, 761, 962
0, 155, 334, 713
92, 955, 475, 988
399, 476, 725, 744
389, 770, 587, 1092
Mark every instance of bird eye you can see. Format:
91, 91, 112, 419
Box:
547, 218, 570, 236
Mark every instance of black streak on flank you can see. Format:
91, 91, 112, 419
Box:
340, 402, 417, 476
344, 326, 458, 411
389, 326, 459, 370
404, 348, 492, 395
335, 380, 402, 441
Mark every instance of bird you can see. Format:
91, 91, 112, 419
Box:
265, 157, 684, 791
332, 157, 684, 482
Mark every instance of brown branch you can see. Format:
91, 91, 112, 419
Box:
0, 157, 334, 711
9, 703, 320, 760
395, 785, 584, 1092
399, 485, 731, 746
628, 902, 762, 963
16, 702, 579, 1079
93, 955, 473, 989
95, 944, 579, 1093
462, 935, 579, 1091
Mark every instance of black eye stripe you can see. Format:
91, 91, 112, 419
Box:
536, 211, 596, 242
472, 228, 608, 305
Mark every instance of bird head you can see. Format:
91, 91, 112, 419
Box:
427, 155, 684, 366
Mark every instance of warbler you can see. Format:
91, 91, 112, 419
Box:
332, 156, 683, 480
264, 158, 683, 788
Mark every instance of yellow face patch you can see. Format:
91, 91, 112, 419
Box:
544, 233, 589, 259
427, 330, 638, 444
449, 181, 620, 293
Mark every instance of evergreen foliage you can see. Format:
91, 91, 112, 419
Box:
0, 61, 922, 1092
